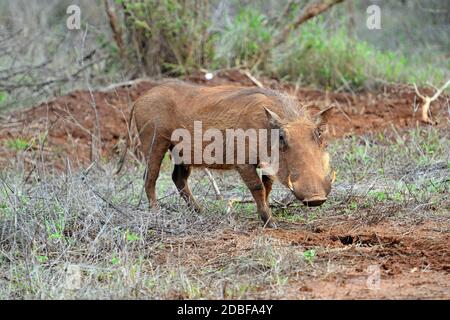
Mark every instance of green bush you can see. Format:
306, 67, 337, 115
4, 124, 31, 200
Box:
271, 18, 446, 89
214, 8, 273, 68
119, 0, 214, 75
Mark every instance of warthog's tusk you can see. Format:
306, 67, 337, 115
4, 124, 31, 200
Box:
287, 175, 294, 191
331, 170, 336, 184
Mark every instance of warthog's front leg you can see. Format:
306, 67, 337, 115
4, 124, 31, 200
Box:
262, 175, 274, 202
237, 165, 276, 228
172, 164, 202, 212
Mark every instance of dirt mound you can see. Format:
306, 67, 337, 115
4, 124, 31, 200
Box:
0, 71, 448, 169
157, 219, 449, 299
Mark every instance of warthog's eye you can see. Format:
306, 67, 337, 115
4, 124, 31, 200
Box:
279, 128, 288, 149
313, 128, 323, 145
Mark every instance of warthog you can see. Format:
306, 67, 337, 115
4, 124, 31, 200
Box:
118, 81, 333, 228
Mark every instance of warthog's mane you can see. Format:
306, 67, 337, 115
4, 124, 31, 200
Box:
220, 87, 309, 122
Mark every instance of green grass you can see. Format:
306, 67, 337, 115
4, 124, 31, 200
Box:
4, 138, 33, 151
272, 18, 447, 89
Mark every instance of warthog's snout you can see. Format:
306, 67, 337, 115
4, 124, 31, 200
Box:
291, 177, 331, 207
302, 196, 327, 207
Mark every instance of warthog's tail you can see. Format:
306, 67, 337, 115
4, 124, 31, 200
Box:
115, 102, 137, 174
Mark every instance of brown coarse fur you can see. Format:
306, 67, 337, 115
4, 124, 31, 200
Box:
118, 80, 333, 228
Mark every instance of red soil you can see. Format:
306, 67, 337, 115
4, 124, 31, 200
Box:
0, 71, 448, 299
0, 70, 448, 170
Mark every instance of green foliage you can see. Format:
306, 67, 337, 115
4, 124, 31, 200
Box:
111, 1, 447, 89
121, 0, 213, 75
110, 254, 120, 265
272, 18, 445, 89
214, 8, 272, 68
368, 191, 388, 202
46, 218, 65, 241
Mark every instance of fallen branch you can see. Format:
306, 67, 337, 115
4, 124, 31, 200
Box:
413, 80, 450, 124
243, 70, 264, 88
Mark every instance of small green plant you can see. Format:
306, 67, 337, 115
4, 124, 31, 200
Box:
46, 215, 65, 242
0, 202, 9, 215
37, 255, 49, 263
349, 201, 358, 210
302, 249, 316, 264
5, 138, 33, 151
48, 231, 62, 240
125, 230, 140, 242
368, 191, 388, 202
110, 254, 120, 265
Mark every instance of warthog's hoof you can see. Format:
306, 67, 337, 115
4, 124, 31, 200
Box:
263, 219, 277, 229
191, 202, 203, 213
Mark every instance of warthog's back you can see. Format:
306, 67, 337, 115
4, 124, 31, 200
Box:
134, 81, 305, 134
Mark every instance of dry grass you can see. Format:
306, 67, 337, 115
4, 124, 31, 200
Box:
0, 127, 448, 299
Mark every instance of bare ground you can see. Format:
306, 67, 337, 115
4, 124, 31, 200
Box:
165, 219, 449, 299
0, 70, 448, 169
0, 72, 448, 299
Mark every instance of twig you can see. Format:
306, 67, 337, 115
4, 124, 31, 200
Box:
243, 70, 264, 88
80, 24, 102, 163
97, 78, 150, 92
225, 198, 254, 214
413, 80, 450, 124
204, 169, 222, 200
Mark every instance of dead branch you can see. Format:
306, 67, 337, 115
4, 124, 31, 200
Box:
104, 0, 126, 61
242, 70, 264, 88
97, 78, 150, 92
255, 0, 345, 67
413, 80, 450, 124
273, 0, 345, 47
0, 51, 103, 92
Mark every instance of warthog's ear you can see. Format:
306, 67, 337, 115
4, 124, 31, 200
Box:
313, 106, 334, 126
264, 107, 282, 128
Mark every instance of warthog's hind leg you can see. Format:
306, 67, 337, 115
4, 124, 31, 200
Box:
143, 140, 170, 209
237, 165, 276, 228
172, 165, 202, 212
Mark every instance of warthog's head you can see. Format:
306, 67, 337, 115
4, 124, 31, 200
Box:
264, 106, 333, 207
